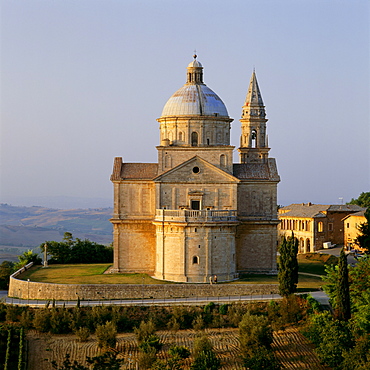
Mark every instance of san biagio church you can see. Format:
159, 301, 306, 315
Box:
110, 55, 280, 283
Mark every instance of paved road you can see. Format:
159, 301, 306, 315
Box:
0, 290, 329, 307
317, 245, 358, 266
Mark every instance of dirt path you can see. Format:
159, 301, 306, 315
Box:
27, 327, 327, 370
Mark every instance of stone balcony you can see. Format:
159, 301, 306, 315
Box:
154, 209, 238, 223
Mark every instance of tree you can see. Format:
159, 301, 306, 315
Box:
355, 208, 370, 253
238, 311, 278, 369
238, 312, 273, 353
335, 248, 351, 321
0, 261, 14, 289
348, 192, 370, 208
304, 312, 354, 368
278, 233, 299, 297
95, 321, 117, 349
14, 249, 42, 269
135, 319, 162, 369
190, 335, 220, 370
40, 232, 113, 264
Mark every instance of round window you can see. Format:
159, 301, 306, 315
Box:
192, 166, 200, 174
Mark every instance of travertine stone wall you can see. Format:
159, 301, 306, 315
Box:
236, 222, 278, 273
9, 276, 278, 301
112, 220, 156, 273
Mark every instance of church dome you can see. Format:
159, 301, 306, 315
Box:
161, 56, 229, 118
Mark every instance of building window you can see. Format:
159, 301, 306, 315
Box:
328, 223, 333, 231
318, 222, 323, 232
192, 166, 200, 174
220, 154, 226, 167
191, 200, 200, 210
192, 256, 199, 264
191, 132, 198, 146
347, 223, 350, 228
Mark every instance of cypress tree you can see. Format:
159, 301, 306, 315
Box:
278, 233, 299, 297
335, 248, 351, 321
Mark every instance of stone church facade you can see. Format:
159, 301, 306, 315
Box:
110, 56, 280, 283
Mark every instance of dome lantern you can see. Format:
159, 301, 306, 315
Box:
160, 56, 229, 118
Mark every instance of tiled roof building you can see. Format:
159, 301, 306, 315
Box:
278, 203, 365, 252
110, 56, 280, 282
343, 210, 367, 251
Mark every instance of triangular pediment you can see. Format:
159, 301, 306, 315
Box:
154, 156, 239, 183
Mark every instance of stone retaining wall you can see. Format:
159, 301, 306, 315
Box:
8, 263, 279, 301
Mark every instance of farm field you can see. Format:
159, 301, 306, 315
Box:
27, 327, 329, 370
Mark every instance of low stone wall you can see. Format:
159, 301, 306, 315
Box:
9, 273, 278, 301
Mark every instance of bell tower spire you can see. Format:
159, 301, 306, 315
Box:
238, 71, 270, 163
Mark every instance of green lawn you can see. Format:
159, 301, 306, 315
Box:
298, 253, 338, 275
237, 273, 323, 291
19, 264, 170, 284
18, 255, 331, 291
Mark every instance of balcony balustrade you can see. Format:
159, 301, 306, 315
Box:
155, 209, 238, 222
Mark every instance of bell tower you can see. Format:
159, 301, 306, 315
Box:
238, 71, 270, 163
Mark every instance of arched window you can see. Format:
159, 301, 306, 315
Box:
220, 154, 226, 167
179, 131, 183, 141
318, 222, 323, 232
191, 132, 198, 146
251, 130, 257, 148
192, 256, 199, 264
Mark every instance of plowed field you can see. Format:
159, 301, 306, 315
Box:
27, 327, 329, 369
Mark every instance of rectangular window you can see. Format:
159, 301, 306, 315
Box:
191, 200, 200, 210
347, 223, 350, 228
328, 223, 333, 231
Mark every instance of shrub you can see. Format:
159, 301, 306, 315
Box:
138, 346, 157, 369
192, 315, 204, 331
75, 327, 90, 342
33, 308, 51, 332
191, 334, 220, 370
243, 346, 280, 370
134, 319, 156, 343
203, 302, 215, 314
239, 311, 273, 355
218, 304, 228, 315
95, 321, 117, 349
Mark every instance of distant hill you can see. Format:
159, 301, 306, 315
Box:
0, 196, 112, 209
0, 204, 113, 249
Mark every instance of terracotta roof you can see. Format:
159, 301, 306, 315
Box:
120, 163, 158, 180
327, 204, 365, 212
110, 158, 158, 181
279, 204, 329, 218
233, 159, 280, 181
279, 203, 366, 219
342, 210, 366, 220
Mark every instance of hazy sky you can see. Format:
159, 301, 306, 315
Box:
1, 0, 369, 208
